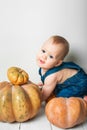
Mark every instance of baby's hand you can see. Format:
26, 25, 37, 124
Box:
37, 82, 43, 90
37, 82, 43, 86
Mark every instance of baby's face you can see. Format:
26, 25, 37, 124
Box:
36, 41, 64, 70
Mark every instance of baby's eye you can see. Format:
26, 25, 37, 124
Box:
49, 55, 54, 59
42, 49, 46, 53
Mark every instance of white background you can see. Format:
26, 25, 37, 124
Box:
0, 0, 87, 83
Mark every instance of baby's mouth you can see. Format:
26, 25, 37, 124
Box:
39, 59, 45, 64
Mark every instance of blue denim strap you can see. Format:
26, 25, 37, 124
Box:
39, 62, 81, 83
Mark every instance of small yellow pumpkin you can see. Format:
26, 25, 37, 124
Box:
0, 81, 41, 122
45, 97, 87, 129
7, 67, 29, 85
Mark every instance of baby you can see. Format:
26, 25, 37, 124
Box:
36, 35, 87, 101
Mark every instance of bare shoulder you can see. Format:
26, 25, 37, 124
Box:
44, 68, 78, 85
57, 68, 78, 83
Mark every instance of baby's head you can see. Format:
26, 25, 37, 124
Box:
37, 35, 69, 70
45, 35, 69, 60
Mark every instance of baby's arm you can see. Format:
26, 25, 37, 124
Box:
41, 74, 57, 101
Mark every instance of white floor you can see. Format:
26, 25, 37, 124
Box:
0, 103, 87, 130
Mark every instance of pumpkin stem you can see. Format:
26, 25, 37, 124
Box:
19, 69, 23, 73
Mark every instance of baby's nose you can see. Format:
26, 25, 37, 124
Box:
42, 53, 47, 59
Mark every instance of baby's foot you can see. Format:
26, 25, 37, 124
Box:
83, 96, 87, 102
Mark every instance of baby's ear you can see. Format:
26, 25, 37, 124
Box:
55, 60, 63, 67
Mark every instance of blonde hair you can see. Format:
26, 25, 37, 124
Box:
48, 35, 69, 59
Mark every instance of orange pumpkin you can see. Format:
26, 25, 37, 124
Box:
7, 67, 29, 85
45, 97, 87, 128
0, 81, 41, 122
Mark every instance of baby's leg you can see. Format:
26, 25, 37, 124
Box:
83, 96, 87, 102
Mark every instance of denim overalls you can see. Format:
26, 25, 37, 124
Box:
39, 62, 87, 98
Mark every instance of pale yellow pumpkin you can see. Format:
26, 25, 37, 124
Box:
45, 97, 87, 129
7, 67, 29, 85
0, 81, 41, 122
